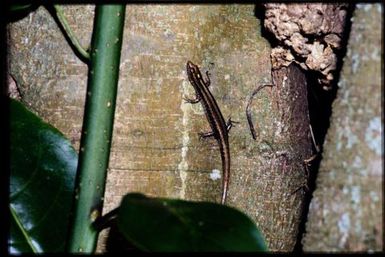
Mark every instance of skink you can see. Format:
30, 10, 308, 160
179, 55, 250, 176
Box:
185, 61, 233, 204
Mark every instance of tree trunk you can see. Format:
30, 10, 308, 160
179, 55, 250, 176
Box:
9, 4, 319, 252
302, 4, 383, 251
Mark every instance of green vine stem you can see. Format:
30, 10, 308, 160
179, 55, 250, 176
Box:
53, 5, 91, 61
66, 5, 126, 253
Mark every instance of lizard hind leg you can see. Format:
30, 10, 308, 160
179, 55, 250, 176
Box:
198, 130, 215, 140
226, 117, 239, 132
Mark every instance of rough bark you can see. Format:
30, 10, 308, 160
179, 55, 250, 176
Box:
246, 64, 313, 250
264, 3, 350, 87
302, 4, 383, 251
8, 5, 313, 252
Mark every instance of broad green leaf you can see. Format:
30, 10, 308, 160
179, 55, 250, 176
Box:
9, 99, 78, 253
116, 193, 268, 252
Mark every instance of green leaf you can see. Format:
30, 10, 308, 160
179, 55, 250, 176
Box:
116, 193, 268, 252
9, 99, 78, 253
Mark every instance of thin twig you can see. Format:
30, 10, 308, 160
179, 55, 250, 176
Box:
245, 84, 273, 140
53, 5, 90, 61
309, 124, 320, 152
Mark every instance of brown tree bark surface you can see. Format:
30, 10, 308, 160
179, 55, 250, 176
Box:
8, 5, 313, 252
249, 64, 313, 250
264, 3, 349, 87
302, 4, 383, 251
